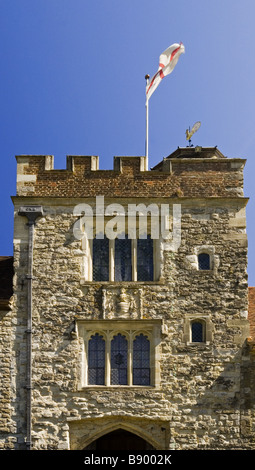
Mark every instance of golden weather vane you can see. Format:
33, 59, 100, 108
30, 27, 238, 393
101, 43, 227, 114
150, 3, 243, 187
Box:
186, 121, 201, 147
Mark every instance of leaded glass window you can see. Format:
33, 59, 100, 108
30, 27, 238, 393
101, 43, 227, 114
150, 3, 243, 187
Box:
93, 236, 109, 281
111, 333, 128, 385
91, 233, 155, 282
137, 236, 153, 281
198, 253, 210, 270
83, 323, 160, 388
133, 334, 150, 385
88, 333, 105, 385
191, 321, 204, 343
114, 236, 132, 281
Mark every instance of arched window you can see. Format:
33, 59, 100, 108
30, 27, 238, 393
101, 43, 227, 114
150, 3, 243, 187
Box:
111, 334, 128, 385
88, 333, 105, 385
198, 253, 210, 270
133, 334, 150, 385
83, 322, 160, 388
191, 321, 205, 343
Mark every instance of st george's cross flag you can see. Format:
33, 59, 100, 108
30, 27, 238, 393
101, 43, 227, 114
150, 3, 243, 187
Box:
146, 42, 185, 102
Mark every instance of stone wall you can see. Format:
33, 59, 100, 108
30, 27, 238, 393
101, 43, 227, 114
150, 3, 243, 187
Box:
0, 307, 14, 449
0, 257, 15, 449
8, 199, 251, 449
1, 147, 255, 450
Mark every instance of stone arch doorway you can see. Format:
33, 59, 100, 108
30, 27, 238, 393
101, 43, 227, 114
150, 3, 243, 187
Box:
84, 428, 155, 450
68, 416, 168, 450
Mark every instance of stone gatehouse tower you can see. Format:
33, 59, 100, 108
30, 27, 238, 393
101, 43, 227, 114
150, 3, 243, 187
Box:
1, 146, 255, 450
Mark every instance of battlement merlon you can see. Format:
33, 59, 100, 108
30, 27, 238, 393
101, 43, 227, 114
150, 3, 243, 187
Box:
15, 155, 148, 175
14, 150, 247, 198
15, 151, 246, 175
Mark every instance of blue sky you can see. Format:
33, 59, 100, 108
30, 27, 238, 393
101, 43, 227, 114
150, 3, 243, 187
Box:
1, 0, 255, 283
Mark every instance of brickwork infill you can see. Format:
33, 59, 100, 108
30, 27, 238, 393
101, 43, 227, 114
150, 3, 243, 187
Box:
15, 151, 245, 198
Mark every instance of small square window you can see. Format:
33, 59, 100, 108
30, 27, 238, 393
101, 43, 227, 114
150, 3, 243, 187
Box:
191, 321, 204, 342
198, 253, 210, 270
183, 315, 213, 346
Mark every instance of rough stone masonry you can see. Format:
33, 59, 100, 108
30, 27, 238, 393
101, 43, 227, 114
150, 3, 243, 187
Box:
1, 145, 255, 450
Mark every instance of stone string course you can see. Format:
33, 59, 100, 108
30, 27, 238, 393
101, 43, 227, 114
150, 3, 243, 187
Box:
1, 147, 255, 450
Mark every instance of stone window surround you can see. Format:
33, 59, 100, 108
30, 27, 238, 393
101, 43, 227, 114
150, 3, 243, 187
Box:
196, 246, 214, 270
77, 320, 161, 389
183, 314, 213, 345
81, 234, 161, 282
185, 245, 219, 273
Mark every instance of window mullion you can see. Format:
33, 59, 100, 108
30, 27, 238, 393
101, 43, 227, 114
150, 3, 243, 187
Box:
153, 238, 158, 281
132, 239, 137, 281
84, 338, 88, 387
88, 238, 93, 281
109, 240, 115, 282
105, 333, 111, 386
128, 334, 133, 386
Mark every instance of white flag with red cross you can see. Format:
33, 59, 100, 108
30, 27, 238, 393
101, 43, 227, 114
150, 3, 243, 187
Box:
146, 42, 185, 102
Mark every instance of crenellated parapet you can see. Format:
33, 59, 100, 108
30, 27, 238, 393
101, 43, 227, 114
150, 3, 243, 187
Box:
15, 147, 246, 198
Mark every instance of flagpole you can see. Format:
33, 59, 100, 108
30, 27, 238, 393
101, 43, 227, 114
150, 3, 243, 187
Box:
145, 74, 150, 167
